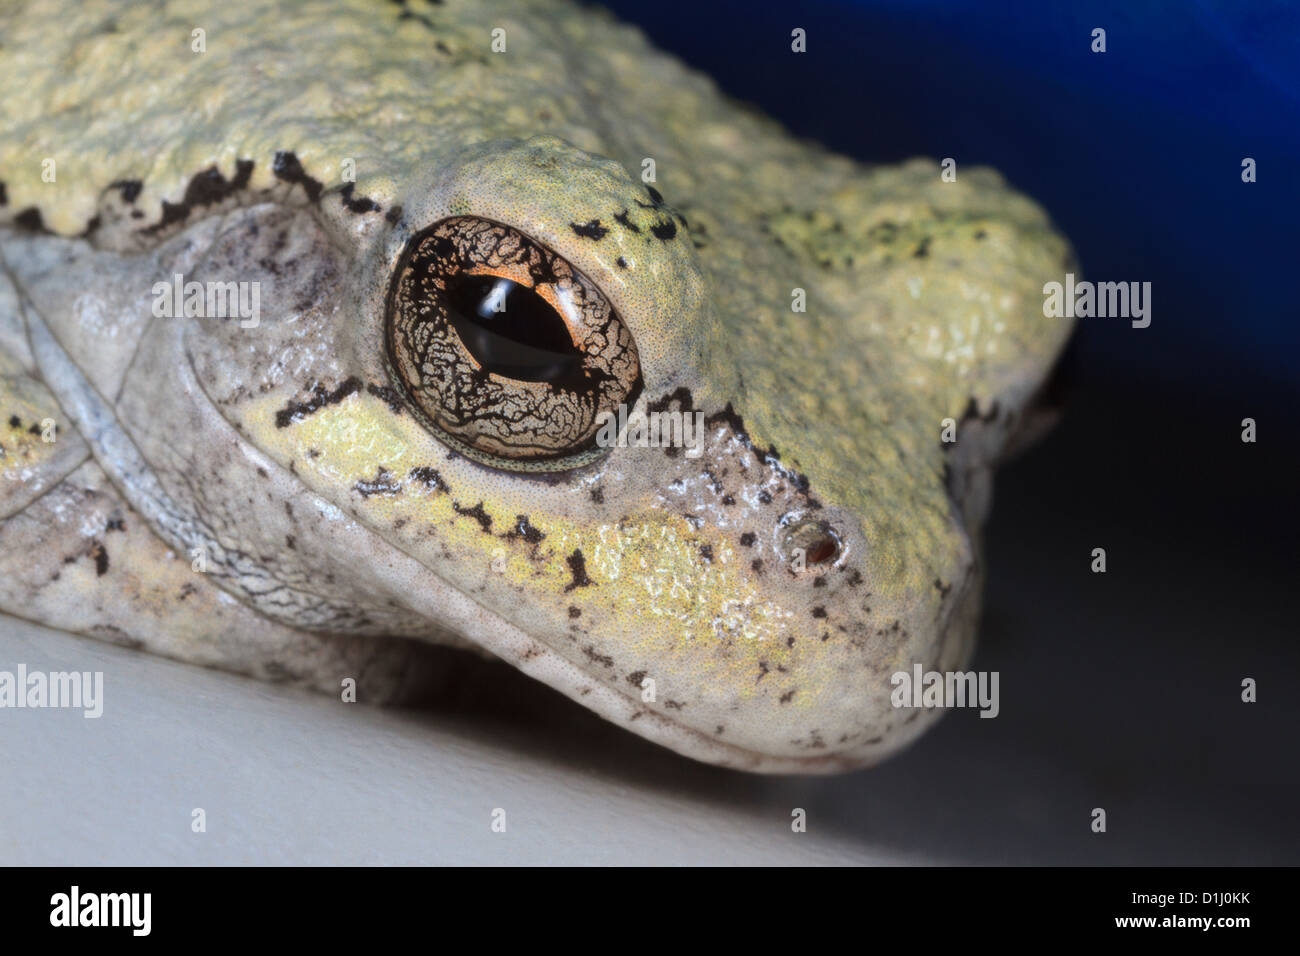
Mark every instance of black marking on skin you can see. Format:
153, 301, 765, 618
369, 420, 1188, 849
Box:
568, 606, 582, 619
110, 179, 142, 203
589, 486, 604, 504
90, 541, 109, 576
615, 257, 628, 269
698, 544, 714, 562
26, 422, 39, 435
147, 159, 254, 233
626, 670, 646, 686
564, 549, 592, 592
844, 568, 863, 586
366, 382, 405, 413
185, 160, 254, 206
779, 690, 795, 704
569, 219, 608, 240
507, 515, 545, 544
397, 7, 438, 31
649, 219, 677, 241
285, 535, 297, 550
272, 151, 323, 202
385, 205, 403, 225
583, 645, 613, 668
636, 185, 665, 209
453, 501, 493, 532
408, 466, 447, 492
934, 578, 952, 597
274, 377, 362, 428
0, 181, 6, 205
339, 183, 381, 214
613, 209, 640, 233
651, 387, 823, 510
722, 494, 735, 506
664, 700, 685, 710
105, 515, 126, 533
751, 558, 763, 572
14, 208, 46, 232
354, 467, 402, 498
811, 606, 827, 619
756, 662, 769, 683
913, 236, 931, 258
739, 531, 756, 547
7, 415, 19, 428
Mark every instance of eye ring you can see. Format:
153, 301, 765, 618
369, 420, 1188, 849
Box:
385, 217, 643, 472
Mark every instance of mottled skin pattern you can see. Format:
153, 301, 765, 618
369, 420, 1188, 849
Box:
0, 0, 1075, 772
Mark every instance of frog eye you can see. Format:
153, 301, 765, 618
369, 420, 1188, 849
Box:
385, 216, 643, 471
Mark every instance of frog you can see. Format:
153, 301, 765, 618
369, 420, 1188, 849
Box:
0, 0, 1075, 773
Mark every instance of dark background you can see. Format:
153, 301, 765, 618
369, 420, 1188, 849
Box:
461, 0, 1297, 863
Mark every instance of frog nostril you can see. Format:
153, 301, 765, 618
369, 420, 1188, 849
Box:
779, 518, 843, 571
805, 534, 839, 565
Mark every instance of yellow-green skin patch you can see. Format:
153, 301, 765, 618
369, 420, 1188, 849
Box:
0, 0, 1075, 772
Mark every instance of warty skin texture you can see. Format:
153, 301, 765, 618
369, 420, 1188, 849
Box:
0, 0, 1075, 772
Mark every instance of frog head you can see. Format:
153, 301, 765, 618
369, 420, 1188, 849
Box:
184, 134, 1071, 773
0, 0, 1072, 772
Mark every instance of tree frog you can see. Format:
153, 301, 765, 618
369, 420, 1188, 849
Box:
0, 0, 1074, 771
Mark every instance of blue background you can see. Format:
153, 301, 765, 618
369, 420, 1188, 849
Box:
600, 0, 1298, 404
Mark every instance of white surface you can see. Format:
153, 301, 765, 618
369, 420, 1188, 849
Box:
0, 615, 904, 865
5, 589, 1287, 866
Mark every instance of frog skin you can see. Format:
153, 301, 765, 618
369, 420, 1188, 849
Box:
0, 0, 1074, 773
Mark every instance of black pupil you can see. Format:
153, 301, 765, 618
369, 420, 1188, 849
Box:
443, 274, 581, 383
